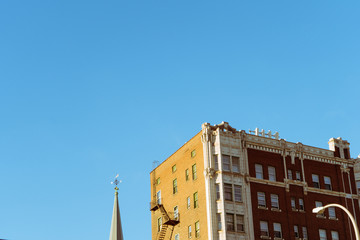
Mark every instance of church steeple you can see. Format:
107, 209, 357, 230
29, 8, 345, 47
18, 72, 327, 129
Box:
109, 175, 124, 240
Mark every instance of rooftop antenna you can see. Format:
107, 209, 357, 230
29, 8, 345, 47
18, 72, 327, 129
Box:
153, 160, 159, 169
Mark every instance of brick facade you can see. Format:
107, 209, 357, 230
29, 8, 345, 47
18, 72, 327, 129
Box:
150, 122, 360, 240
150, 132, 208, 240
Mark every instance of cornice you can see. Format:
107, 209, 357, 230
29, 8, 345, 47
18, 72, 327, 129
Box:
206, 122, 356, 166
249, 178, 359, 200
248, 177, 286, 188
246, 138, 355, 166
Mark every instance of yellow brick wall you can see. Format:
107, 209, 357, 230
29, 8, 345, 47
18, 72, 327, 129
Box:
150, 131, 208, 240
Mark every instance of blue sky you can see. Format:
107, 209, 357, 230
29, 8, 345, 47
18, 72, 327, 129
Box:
0, 1, 359, 239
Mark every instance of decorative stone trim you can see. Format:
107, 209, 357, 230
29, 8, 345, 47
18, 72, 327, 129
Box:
248, 178, 359, 199
247, 143, 282, 154
204, 167, 216, 179
247, 142, 355, 166
307, 187, 360, 199
260, 236, 271, 239
248, 177, 286, 188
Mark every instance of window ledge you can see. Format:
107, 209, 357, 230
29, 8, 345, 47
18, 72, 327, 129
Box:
299, 210, 306, 213
274, 238, 284, 240
258, 206, 268, 210
260, 236, 271, 239
329, 217, 338, 221
292, 208, 298, 212
316, 215, 326, 219
271, 208, 282, 212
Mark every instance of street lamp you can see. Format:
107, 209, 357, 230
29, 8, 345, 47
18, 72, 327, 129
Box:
312, 203, 360, 240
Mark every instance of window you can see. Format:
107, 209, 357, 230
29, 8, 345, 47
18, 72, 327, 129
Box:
299, 198, 304, 211
271, 194, 279, 209
173, 179, 178, 194
157, 217, 162, 232
316, 201, 324, 217
192, 164, 197, 180
195, 221, 200, 238
324, 176, 332, 190
193, 192, 198, 208
273, 223, 282, 238
344, 148, 350, 159
224, 184, 233, 201
268, 166, 276, 181
188, 225, 192, 238
185, 169, 189, 181
288, 169, 293, 180
232, 156, 240, 173
175, 233, 179, 240
294, 225, 299, 238
172, 165, 177, 173
191, 149, 196, 158
255, 164, 263, 179
226, 213, 235, 231
156, 177, 160, 185
156, 190, 161, 204
214, 155, 219, 170
260, 221, 269, 237
234, 185, 242, 202
319, 229, 327, 240
302, 227, 308, 240
328, 207, 336, 219
187, 196, 191, 209
236, 215, 244, 232
174, 206, 179, 219
296, 171, 301, 181
331, 231, 339, 240
216, 184, 220, 200
257, 192, 266, 208
217, 213, 222, 230
291, 197, 296, 210
312, 174, 320, 188
223, 155, 231, 171
357, 181, 360, 193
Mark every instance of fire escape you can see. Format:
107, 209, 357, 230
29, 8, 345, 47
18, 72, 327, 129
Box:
150, 199, 180, 240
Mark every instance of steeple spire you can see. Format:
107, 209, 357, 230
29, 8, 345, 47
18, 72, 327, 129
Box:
109, 175, 124, 240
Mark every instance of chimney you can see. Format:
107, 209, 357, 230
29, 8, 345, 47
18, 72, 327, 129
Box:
328, 137, 351, 159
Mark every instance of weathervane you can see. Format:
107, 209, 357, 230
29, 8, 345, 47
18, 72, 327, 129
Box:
111, 174, 122, 192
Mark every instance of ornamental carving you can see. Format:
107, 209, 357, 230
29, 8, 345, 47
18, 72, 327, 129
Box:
204, 167, 216, 179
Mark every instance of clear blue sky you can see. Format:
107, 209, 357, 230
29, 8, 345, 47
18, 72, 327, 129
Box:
0, 1, 359, 239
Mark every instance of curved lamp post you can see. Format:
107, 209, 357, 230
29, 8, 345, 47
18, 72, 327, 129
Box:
312, 203, 360, 240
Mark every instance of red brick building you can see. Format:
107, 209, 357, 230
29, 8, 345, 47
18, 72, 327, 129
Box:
150, 122, 359, 240
248, 137, 359, 240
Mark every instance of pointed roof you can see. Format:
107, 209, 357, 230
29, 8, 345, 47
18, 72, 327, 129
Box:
109, 187, 124, 240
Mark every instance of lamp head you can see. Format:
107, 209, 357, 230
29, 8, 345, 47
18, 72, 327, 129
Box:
312, 206, 325, 214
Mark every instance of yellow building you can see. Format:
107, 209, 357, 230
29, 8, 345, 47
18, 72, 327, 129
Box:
150, 130, 207, 240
